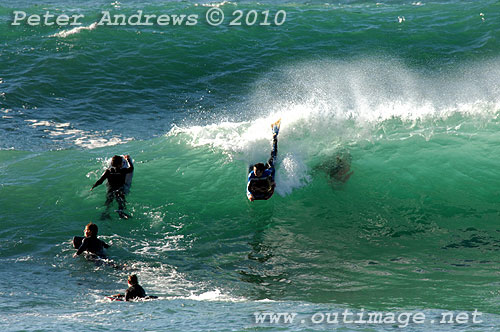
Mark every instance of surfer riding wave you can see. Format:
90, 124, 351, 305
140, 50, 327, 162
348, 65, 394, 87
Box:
247, 119, 281, 201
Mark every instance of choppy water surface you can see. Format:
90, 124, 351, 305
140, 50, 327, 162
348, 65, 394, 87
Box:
2, 0, 500, 331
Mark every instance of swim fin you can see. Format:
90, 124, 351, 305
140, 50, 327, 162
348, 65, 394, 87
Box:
271, 118, 281, 135
115, 210, 131, 219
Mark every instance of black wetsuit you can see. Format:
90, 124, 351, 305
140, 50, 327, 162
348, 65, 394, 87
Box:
74, 236, 109, 257
247, 134, 278, 200
94, 165, 134, 191
125, 284, 146, 301
93, 164, 134, 210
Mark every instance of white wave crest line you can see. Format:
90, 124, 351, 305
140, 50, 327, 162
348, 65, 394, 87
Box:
50, 22, 97, 38
165, 58, 500, 196
196, 1, 234, 8
170, 289, 247, 302
25, 119, 131, 149
164, 100, 500, 196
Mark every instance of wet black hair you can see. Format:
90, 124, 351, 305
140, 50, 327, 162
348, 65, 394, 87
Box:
253, 163, 266, 173
128, 274, 139, 285
111, 155, 122, 168
86, 222, 98, 236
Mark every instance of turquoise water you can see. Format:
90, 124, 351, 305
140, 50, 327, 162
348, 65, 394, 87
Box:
2, 0, 500, 331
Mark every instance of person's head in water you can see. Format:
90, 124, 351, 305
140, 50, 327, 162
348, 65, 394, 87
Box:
253, 163, 266, 177
128, 274, 139, 286
84, 222, 98, 238
111, 155, 122, 168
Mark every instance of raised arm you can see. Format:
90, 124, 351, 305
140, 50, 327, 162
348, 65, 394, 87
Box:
124, 155, 134, 173
91, 169, 109, 191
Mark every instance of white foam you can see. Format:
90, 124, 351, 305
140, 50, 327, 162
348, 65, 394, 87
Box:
14, 256, 33, 262
167, 58, 500, 195
50, 22, 98, 38
24, 119, 132, 149
276, 153, 312, 196
198, 1, 234, 8
180, 289, 246, 302
256, 298, 277, 302
132, 235, 188, 256
168, 118, 315, 196
111, 261, 245, 303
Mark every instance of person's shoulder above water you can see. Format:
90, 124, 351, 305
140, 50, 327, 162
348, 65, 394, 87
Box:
125, 274, 147, 301
107, 274, 157, 302
73, 222, 109, 258
126, 284, 146, 301
91, 154, 134, 191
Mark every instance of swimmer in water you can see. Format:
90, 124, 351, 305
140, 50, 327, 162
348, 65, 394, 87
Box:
73, 222, 109, 258
91, 155, 133, 219
247, 120, 280, 201
329, 155, 353, 183
111, 274, 156, 301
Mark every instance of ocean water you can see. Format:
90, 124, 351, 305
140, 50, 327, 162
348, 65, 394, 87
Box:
2, 0, 500, 331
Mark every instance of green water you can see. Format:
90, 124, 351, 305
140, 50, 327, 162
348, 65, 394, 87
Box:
2, 0, 500, 331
